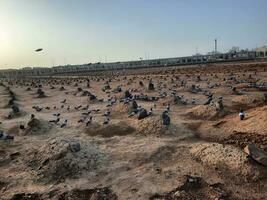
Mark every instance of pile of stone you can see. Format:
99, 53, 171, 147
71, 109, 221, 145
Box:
37, 88, 46, 98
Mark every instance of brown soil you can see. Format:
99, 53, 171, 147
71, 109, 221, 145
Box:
0, 61, 267, 200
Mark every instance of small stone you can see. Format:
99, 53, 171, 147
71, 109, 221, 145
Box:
69, 142, 81, 152
148, 82, 154, 90
11, 105, 20, 113
138, 108, 148, 120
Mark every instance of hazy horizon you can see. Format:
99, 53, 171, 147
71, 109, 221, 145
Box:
0, 0, 267, 69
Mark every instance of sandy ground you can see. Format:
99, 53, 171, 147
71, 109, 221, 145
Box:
0, 62, 267, 200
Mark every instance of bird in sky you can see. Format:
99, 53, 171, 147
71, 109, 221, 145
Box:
35, 48, 43, 52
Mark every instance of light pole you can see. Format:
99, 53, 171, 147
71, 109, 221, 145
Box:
215, 38, 217, 53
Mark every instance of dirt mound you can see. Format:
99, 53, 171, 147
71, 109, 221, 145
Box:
25, 138, 107, 183
7, 125, 23, 136
148, 145, 177, 163
85, 122, 135, 137
9, 187, 117, 200
25, 118, 53, 135
10, 193, 41, 200
182, 121, 202, 132
184, 105, 223, 120
216, 106, 267, 136
211, 87, 231, 95
135, 116, 194, 138
6, 109, 27, 119
111, 103, 130, 113
190, 142, 267, 181
36, 89, 46, 98
157, 96, 175, 107
57, 187, 118, 200
7, 119, 53, 136
150, 175, 230, 200
235, 82, 251, 89
231, 94, 265, 110
113, 93, 124, 99
224, 132, 267, 152
244, 144, 267, 167
257, 78, 267, 85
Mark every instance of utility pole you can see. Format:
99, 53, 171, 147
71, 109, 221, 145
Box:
215, 38, 217, 53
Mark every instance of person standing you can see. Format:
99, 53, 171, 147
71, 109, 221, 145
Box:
239, 110, 245, 120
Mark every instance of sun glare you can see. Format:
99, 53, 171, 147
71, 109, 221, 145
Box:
0, 24, 10, 48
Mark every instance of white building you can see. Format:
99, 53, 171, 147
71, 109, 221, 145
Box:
255, 45, 267, 58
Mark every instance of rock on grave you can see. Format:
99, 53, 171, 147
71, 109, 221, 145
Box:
244, 144, 267, 167
115, 86, 122, 92
37, 88, 46, 98
11, 105, 20, 113
37, 88, 42, 94
8, 99, 15, 106
101, 83, 110, 91
138, 108, 148, 120
131, 100, 138, 111
162, 113, 170, 125
69, 142, 81, 152
264, 93, 267, 103
59, 86, 65, 91
77, 87, 83, 92
81, 90, 90, 96
148, 82, 154, 90
216, 99, 224, 111
124, 90, 132, 98
89, 94, 97, 100
27, 118, 41, 128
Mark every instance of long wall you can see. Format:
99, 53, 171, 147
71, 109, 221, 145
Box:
0, 51, 259, 78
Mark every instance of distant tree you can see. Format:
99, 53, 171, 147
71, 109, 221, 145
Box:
228, 46, 240, 53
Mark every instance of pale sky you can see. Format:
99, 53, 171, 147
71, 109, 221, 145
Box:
0, 0, 267, 69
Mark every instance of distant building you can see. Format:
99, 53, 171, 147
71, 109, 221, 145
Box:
255, 45, 267, 58
0, 45, 266, 78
